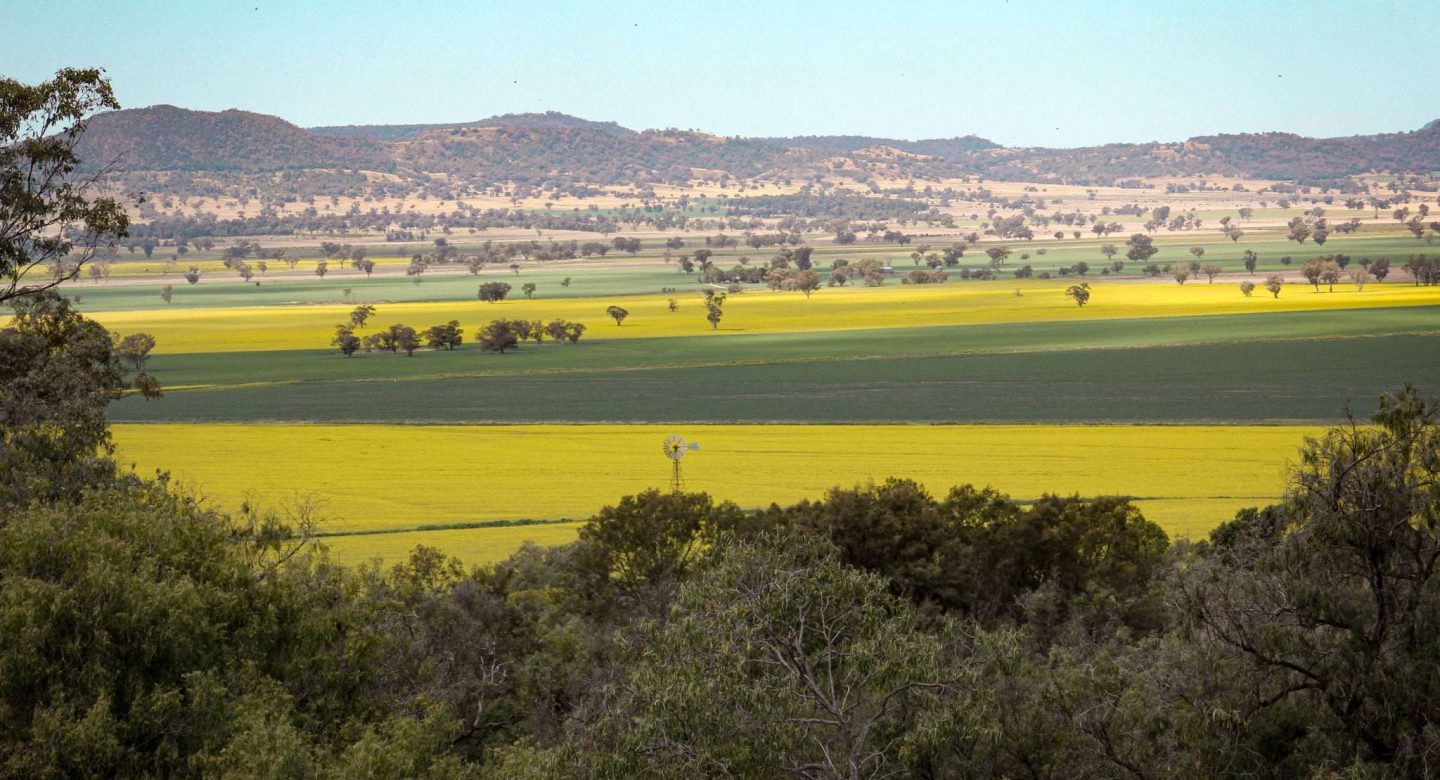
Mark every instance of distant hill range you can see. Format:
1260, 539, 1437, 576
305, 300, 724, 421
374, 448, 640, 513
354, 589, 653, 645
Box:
78, 105, 1440, 188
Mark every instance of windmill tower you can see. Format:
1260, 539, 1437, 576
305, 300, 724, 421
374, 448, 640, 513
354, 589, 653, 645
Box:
661, 434, 700, 493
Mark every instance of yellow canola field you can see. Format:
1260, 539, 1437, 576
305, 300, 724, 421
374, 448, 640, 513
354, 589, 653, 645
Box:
84, 280, 1440, 355
112, 423, 1321, 566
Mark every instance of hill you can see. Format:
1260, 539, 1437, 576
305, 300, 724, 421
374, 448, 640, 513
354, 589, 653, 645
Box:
310, 111, 635, 141
76, 104, 1440, 187
76, 105, 390, 172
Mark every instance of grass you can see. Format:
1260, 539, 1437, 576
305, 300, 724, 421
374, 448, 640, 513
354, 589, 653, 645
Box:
111, 422, 1323, 562
111, 330, 1440, 424
74, 278, 1440, 355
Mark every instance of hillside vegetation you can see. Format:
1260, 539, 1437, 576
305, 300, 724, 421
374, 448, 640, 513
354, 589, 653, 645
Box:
78, 104, 1440, 186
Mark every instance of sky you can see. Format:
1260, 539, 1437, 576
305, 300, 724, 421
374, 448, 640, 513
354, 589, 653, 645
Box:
3, 0, 1436, 148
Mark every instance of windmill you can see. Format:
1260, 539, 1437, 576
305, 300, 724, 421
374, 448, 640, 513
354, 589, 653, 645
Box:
661, 434, 700, 493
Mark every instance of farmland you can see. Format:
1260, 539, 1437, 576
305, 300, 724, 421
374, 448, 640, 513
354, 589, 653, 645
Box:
65, 210, 1438, 566
111, 422, 1324, 564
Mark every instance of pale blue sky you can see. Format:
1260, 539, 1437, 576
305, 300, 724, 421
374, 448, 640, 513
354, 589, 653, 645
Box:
3, 0, 1435, 147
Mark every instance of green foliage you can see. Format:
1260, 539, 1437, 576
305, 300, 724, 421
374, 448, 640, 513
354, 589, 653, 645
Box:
1, 69, 129, 302
0, 292, 126, 504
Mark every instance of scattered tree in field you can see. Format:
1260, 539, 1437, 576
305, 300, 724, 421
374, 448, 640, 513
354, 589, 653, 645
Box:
1265, 274, 1284, 298
1201, 263, 1223, 283
354, 257, 375, 277
1319, 262, 1342, 292
1100, 244, 1118, 262
606, 305, 629, 325
349, 304, 376, 329
1242, 249, 1258, 274
392, 325, 421, 355
704, 289, 726, 329
331, 324, 360, 356
478, 282, 512, 303
1349, 269, 1370, 291
541, 318, 586, 344
132, 371, 162, 399
315, 260, 328, 278
522, 283, 536, 299
1372, 256, 1391, 282
985, 246, 1012, 266
1226, 226, 1245, 242
233, 260, 254, 283
476, 319, 519, 353
0, 69, 129, 303
667, 298, 679, 312
509, 263, 521, 275
1065, 283, 1091, 307
1240, 280, 1255, 296
424, 320, 463, 350
1190, 246, 1205, 262
1126, 233, 1159, 262
183, 266, 201, 285
159, 285, 173, 304
113, 333, 156, 370
1287, 218, 1312, 244
905, 270, 948, 285
1171, 265, 1190, 285
561, 277, 571, 288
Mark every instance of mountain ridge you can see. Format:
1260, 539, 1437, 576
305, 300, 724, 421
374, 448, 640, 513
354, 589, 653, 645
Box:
77, 104, 1440, 187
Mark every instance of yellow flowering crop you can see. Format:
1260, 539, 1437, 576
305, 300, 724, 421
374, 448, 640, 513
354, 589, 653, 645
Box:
113, 423, 1321, 565
83, 280, 1440, 354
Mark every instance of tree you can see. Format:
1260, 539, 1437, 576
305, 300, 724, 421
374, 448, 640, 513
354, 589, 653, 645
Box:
0, 292, 129, 502
1, 69, 129, 303
1349, 268, 1370, 291
606, 305, 629, 326
552, 533, 948, 777
1065, 283, 1091, 307
476, 319, 519, 353
355, 258, 375, 277
1239, 280, 1255, 296
1100, 243, 1118, 262
1179, 388, 1440, 773
667, 298, 678, 312
579, 490, 746, 613
1201, 263, 1222, 283
315, 260, 328, 278
331, 324, 361, 356
349, 304, 376, 329
985, 246, 1012, 266
1372, 256, 1391, 282
1287, 217, 1311, 244
183, 266, 201, 285
1241, 249, 1258, 274
521, 283, 536, 299
703, 290, 726, 330
477, 282, 511, 303
424, 320, 463, 350
1265, 274, 1284, 298
159, 284, 173, 304
113, 332, 156, 370
1319, 261, 1342, 291
1189, 246, 1205, 262
1171, 265, 1190, 285
1125, 233, 1158, 263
